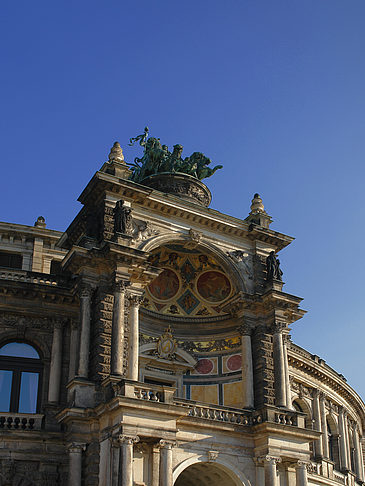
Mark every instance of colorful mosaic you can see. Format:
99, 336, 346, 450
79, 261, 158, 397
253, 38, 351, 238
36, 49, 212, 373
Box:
144, 245, 234, 316
197, 271, 231, 303
148, 268, 179, 301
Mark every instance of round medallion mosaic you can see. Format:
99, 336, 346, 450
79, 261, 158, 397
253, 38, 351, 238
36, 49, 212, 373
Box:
196, 271, 231, 303
227, 354, 242, 371
195, 358, 214, 374
148, 268, 179, 301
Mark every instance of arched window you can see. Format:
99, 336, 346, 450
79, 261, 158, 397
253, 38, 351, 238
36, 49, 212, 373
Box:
327, 417, 340, 470
0, 342, 42, 413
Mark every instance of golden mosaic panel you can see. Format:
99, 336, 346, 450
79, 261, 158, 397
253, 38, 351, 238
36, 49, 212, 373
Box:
143, 244, 234, 317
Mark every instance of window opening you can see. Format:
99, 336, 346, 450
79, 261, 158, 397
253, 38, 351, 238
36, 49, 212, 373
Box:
0, 342, 42, 413
0, 251, 22, 269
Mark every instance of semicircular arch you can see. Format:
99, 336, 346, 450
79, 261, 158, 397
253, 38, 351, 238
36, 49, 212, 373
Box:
139, 233, 250, 293
173, 455, 252, 486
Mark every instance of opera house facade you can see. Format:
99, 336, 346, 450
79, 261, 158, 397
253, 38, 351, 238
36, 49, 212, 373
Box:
0, 135, 363, 486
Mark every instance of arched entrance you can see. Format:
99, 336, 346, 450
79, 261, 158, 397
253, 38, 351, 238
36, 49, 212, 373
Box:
174, 461, 245, 486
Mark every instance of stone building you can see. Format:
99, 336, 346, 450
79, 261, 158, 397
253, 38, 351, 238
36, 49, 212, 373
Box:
0, 139, 364, 486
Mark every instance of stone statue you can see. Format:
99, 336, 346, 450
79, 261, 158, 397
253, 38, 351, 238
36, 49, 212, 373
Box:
127, 128, 223, 183
266, 251, 283, 281
114, 200, 133, 236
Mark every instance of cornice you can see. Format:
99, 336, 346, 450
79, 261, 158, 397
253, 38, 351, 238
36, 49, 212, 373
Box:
0, 221, 63, 240
62, 171, 294, 252
288, 342, 365, 427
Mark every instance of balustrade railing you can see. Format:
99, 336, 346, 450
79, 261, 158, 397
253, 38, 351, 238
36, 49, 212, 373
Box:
174, 399, 257, 426
275, 411, 298, 426
0, 269, 58, 286
134, 384, 164, 402
0, 413, 43, 431
113, 380, 303, 429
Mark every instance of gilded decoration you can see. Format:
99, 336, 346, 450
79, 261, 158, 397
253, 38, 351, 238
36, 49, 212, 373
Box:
144, 245, 234, 316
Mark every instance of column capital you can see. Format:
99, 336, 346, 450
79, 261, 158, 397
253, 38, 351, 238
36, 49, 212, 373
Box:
79, 285, 93, 299
257, 455, 282, 465
271, 321, 287, 334
237, 322, 253, 336
159, 439, 176, 450
70, 318, 79, 330
207, 450, 219, 462
127, 293, 144, 308
114, 279, 130, 293
296, 460, 311, 469
118, 435, 140, 446
67, 442, 86, 453
52, 318, 65, 329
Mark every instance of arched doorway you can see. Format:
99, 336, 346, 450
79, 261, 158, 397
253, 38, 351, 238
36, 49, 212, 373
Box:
174, 461, 244, 486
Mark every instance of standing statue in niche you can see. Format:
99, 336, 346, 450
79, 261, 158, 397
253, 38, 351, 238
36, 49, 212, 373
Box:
114, 200, 133, 236
266, 251, 283, 281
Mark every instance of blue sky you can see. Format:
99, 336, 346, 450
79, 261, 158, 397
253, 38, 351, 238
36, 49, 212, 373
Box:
1, 1, 365, 398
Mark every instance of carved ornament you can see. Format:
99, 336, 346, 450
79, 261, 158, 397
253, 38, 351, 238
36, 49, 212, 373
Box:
207, 450, 219, 462
118, 435, 140, 446
67, 443, 86, 453
159, 440, 176, 450
156, 326, 177, 360
237, 322, 253, 336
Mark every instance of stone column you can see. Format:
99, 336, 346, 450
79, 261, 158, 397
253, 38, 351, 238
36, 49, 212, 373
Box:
111, 280, 128, 376
152, 445, 160, 486
159, 440, 175, 486
282, 333, 292, 409
111, 438, 120, 486
344, 414, 351, 469
312, 390, 323, 458
295, 461, 309, 486
48, 319, 63, 403
338, 407, 349, 471
68, 319, 79, 382
258, 455, 281, 486
67, 443, 86, 486
78, 285, 93, 378
99, 438, 110, 486
272, 323, 287, 407
119, 435, 139, 486
128, 295, 142, 381
237, 323, 254, 409
319, 393, 329, 458
354, 426, 364, 482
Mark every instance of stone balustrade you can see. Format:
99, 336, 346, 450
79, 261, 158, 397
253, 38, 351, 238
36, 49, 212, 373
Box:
0, 413, 44, 430
112, 381, 305, 431
134, 385, 164, 402
174, 399, 256, 426
113, 379, 176, 404
0, 269, 59, 286
275, 411, 298, 426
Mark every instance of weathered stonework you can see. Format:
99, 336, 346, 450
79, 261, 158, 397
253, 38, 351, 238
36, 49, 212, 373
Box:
0, 143, 364, 486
